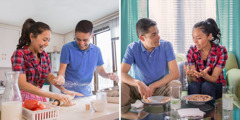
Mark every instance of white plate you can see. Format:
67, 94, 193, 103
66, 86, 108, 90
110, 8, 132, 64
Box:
183, 94, 213, 105
141, 96, 170, 105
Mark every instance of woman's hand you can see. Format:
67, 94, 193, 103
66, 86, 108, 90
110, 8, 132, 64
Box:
193, 67, 210, 78
51, 93, 72, 104
184, 65, 198, 81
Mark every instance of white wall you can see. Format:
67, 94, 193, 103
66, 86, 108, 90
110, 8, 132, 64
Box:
64, 31, 75, 44
0, 23, 64, 81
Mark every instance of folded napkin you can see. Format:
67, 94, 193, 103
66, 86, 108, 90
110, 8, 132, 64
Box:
131, 100, 144, 108
177, 108, 205, 118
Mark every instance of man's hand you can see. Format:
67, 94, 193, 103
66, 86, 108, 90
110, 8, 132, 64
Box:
108, 73, 119, 83
62, 89, 84, 97
53, 75, 65, 85
137, 81, 150, 98
148, 84, 156, 97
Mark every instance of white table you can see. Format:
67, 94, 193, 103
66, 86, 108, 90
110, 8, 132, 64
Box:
59, 96, 119, 120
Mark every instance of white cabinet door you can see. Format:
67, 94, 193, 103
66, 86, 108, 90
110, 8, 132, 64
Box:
45, 33, 64, 52
0, 26, 20, 67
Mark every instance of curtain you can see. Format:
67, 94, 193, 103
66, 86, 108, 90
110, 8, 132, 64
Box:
121, 0, 149, 60
216, 0, 240, 67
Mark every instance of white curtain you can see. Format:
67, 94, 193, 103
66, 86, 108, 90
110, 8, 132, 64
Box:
149, 0, 216, 54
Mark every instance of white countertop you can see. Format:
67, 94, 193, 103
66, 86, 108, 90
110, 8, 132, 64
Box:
0, 86, 5, 94
59, 95, 119, 120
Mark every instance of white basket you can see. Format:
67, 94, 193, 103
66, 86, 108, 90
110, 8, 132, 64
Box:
22, 102, 59, 120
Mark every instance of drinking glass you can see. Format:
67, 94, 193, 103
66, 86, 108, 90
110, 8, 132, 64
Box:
170, 86, 182, 110
222, 86, 233, 110
96, 91, 107, 103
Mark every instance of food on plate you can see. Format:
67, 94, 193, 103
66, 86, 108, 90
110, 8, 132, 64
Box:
160, 97, 170, 103
185, 94, 211, 101
143, 96, 152, 103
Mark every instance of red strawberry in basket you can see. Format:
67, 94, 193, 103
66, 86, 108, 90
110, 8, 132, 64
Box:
24, 99, 39, 110
38, 103, 47, 110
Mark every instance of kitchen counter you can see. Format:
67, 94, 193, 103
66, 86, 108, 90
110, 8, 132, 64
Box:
59, 95, 119, 120
0, 86, 5, 94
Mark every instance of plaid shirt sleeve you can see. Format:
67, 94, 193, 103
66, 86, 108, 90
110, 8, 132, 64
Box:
216, 46, 228, 68
45, 52, 51, 73
186, 45, 195, 66
11, 50, 25, 73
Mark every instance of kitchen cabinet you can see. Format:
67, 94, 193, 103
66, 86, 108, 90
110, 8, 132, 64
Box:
44, 33, 64, 52
0, 25, 20, 67
0, 24, 64, 67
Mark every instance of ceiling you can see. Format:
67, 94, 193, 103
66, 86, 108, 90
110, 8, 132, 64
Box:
0, 0, 119, 34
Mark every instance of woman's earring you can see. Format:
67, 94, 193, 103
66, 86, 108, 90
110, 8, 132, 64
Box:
210, 37, 214, 41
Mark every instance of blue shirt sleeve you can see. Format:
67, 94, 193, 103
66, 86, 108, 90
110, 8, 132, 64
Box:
165, 42, 176, 62
60, 45, 70, 64
122, 44, 134, 65
97, 48, 104, 66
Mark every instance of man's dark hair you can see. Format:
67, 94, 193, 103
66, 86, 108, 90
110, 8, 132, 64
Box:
136, 18, 157, 38
75, 20, 93, 34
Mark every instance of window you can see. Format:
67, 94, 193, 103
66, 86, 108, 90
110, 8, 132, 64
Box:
149, 0, 216, 54
90, 17, 119, 92
95, 30, 114, 90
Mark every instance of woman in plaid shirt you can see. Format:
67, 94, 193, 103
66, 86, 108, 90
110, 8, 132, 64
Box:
186, 18, 228, 100
11, 18, 74, 103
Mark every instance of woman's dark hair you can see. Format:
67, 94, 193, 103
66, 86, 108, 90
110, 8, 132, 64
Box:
17, 18, 51, 49
136, 18, 157, 38
193, 18, 221, 44
75, 20, 93, 34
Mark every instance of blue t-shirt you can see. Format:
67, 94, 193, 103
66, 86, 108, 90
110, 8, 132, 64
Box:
122, 39, 175, 86
60, 41, 104, 96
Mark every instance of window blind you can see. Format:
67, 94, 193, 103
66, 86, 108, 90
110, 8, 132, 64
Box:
149, 0, 216, 54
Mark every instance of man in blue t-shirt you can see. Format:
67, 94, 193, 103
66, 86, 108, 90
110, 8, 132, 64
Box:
54, 20, 118, 97
121, 18, 181, 117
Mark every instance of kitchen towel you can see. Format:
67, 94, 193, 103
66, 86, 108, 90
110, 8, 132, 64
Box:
177, 108, 205, 118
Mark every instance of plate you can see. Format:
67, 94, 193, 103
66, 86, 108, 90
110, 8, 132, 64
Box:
183, 94, 213, 105
141, 96, 170, 105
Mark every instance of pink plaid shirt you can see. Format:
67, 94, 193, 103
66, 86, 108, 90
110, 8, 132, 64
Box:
11, 46, 51, 102
187, 43, 228, 86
